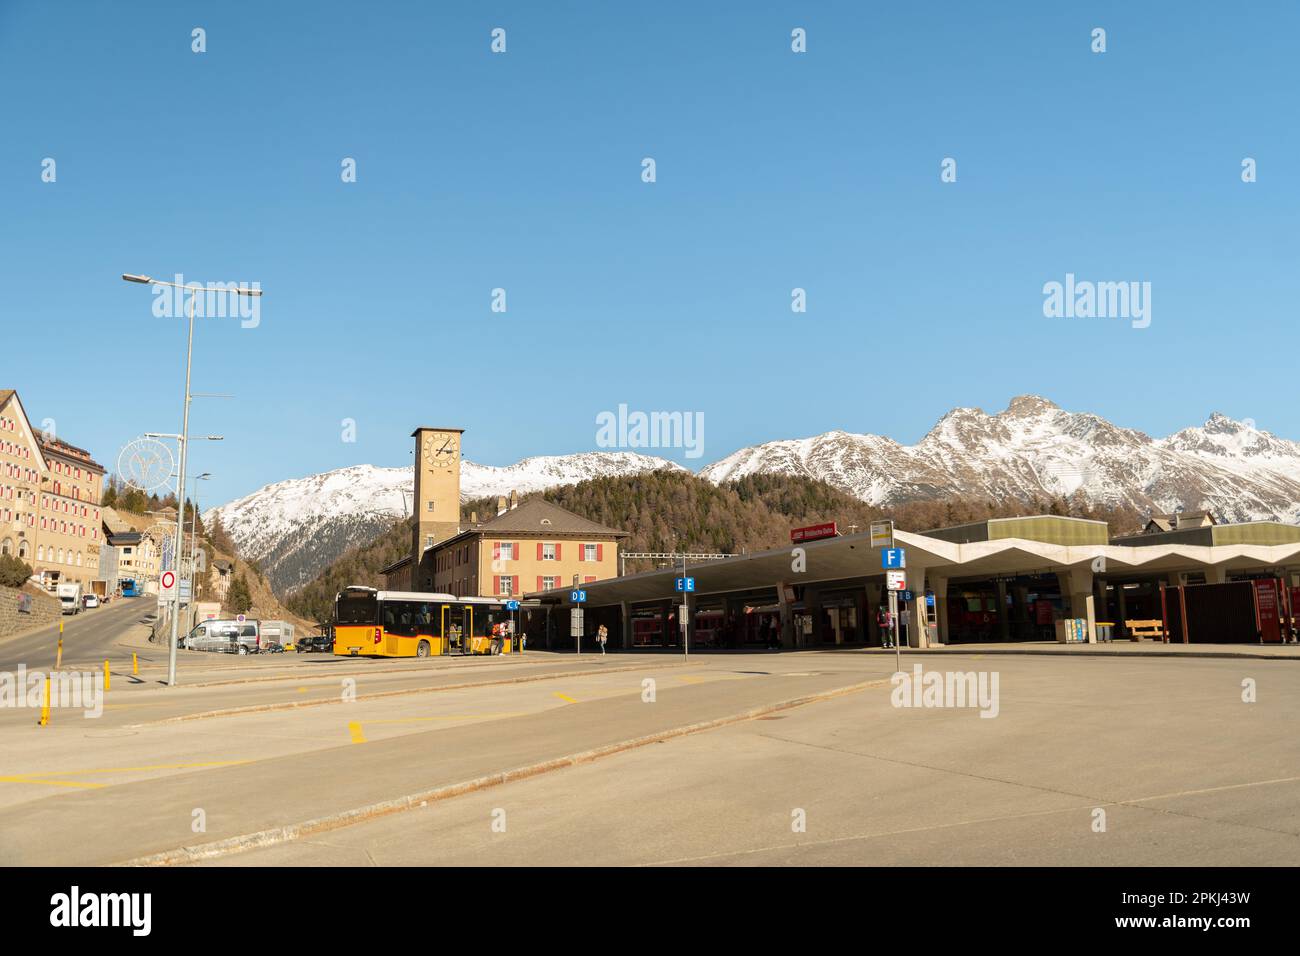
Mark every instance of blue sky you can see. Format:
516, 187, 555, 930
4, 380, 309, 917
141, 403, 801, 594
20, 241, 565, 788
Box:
2, 1, 1296, 508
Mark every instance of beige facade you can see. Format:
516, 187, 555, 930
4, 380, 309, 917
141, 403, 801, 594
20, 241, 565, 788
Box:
0, 390, 46, 566
0, 387, 107, 582
380, 425, 627, 597
411, 427, 465, 570
0, 389, 106, 588
102, 507, 171, 592
33, 435, 105, 587
427, 497, 625, 598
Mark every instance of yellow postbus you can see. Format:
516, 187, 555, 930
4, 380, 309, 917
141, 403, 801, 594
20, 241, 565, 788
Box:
333, 587, 518, 658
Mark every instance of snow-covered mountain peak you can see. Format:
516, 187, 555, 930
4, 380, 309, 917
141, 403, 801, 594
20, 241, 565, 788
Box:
209, 451, 685, 594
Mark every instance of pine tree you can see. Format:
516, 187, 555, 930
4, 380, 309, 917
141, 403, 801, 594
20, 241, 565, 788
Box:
227, 573, 253, 615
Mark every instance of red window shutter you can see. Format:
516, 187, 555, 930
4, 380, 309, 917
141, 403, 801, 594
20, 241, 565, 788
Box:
585, 576, 596, 584
512, 576, 519, 594
493, 542, 500, 561
493, 575, 500, 593
536, 576, 543, 591
555, 542, 562, 560
577, 543, 584, 562
514, 541, 520, 560
596, 543, 603, 561
536, 542, 543, 560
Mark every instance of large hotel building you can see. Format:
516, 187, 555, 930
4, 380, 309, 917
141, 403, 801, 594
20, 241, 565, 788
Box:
0, 389, 107, 588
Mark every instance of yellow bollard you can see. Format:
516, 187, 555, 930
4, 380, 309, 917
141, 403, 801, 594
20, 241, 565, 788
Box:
38, 676, 50, 727
132, 653, 138, 676
104, 659, 110, 692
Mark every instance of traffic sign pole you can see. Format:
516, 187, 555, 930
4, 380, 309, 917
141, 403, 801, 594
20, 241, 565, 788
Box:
889, 589, 901, 673
682, 554, 689, 658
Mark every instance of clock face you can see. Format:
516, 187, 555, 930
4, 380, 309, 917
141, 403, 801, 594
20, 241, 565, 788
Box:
423, 433, 459, 464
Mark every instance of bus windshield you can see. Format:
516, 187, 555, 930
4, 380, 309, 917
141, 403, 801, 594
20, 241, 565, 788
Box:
336, 591, 379, 625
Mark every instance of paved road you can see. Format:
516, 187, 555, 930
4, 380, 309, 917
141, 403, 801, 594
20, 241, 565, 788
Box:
0, 595, 157, 671
2, 651, 1296, 866
208, 655, 1300, 867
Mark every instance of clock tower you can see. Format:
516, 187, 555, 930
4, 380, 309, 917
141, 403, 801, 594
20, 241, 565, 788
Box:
411, 426, 464, 589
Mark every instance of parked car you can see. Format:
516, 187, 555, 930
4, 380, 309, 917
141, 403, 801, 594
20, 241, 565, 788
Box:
296, 628, 335, 654
82, 594, 99, 609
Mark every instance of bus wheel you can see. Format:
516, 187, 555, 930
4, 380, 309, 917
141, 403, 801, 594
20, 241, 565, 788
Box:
416, 641, 430, 658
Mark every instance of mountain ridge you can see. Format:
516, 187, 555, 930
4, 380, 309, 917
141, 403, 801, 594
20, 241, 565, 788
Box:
209, 397, 1300, 596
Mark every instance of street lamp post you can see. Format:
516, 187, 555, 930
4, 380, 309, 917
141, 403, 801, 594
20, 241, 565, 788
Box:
125, 272, 258, 686
144, 435, 221, 685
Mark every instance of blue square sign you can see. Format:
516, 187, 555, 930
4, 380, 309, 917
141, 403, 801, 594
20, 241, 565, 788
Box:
675, 577, 695, 592
882, 548, 906, 570
570, 590, 587, 603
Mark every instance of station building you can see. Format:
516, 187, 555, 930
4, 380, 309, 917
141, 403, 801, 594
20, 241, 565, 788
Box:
380, 426, 626, 598
522, 513, 1300, 650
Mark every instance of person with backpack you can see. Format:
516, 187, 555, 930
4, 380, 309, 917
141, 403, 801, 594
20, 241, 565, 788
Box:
597, 623, 608, 655
878, 604, 895, 648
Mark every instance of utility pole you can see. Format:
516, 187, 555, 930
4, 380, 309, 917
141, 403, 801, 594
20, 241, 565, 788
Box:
125, 272, 256, 685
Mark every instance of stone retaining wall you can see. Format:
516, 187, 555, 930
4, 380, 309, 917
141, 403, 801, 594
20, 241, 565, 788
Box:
0, 584, 62, 637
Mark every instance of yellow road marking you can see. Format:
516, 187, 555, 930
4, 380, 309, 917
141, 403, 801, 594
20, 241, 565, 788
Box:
0, 776, 105, 789
553, 692, 578, 703
365, 713, 528, 725
14, 760, 253, 777
679, 674, 747, 684
347, 713, 528, 743
0, 759, 252, 789
101, 701, 175, 710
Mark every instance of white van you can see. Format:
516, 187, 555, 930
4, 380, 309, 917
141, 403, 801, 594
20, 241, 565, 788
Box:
56, 583, 83, 615
184, 619, 262, 655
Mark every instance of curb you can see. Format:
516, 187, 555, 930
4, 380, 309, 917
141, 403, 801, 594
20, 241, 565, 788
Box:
126, 659, 691, 726
116, 675, 889, 866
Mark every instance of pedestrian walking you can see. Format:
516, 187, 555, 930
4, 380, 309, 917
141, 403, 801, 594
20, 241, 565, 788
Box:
597, 623, 608, 655
877, 604, 895, 648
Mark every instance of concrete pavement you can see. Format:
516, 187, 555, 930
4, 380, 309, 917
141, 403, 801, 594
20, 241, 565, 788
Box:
2, 649, 1296, 867
203, 654, 1300, 867
0, 652, 892, 864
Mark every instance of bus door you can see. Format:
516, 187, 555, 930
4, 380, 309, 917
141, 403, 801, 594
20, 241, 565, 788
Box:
442, 604, 462, 655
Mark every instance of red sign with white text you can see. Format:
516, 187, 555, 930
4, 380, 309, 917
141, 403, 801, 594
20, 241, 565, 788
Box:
1254, 579, 1282, 643
790, 522, 838, 544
